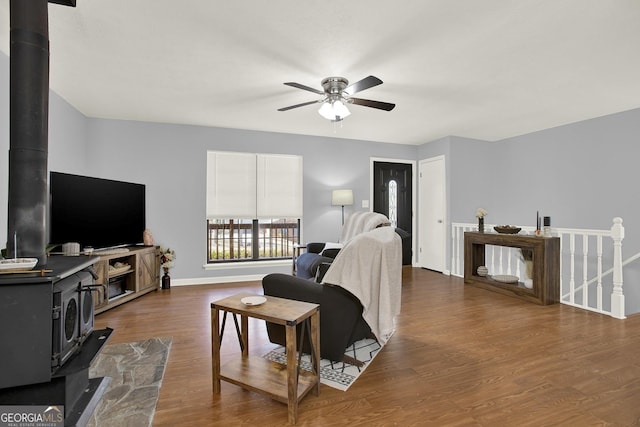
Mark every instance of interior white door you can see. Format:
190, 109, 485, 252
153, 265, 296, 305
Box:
419, 156, 446, 272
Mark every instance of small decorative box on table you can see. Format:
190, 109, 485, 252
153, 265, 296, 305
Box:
211, 292, 320, 425
464, 232, 560, 305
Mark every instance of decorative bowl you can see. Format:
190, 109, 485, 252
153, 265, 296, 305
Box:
494, 225, 521, 234
492, 274, 520, 283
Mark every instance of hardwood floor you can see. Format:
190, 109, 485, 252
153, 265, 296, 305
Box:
94, 268, 640, 426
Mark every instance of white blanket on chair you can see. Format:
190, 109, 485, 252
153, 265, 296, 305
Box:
339, 211, 391, 243
322, 226, 402, 344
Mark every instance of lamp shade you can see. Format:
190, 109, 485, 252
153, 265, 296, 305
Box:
318, 102, 334, 120
331, 189, 353, 206
332, 100, 351, 119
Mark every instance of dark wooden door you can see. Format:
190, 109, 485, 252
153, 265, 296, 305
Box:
373, 161, 412, 235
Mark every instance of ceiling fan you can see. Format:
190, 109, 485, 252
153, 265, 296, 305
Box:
278, 75, 395, 122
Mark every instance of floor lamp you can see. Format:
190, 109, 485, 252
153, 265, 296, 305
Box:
332, 189, 354, 225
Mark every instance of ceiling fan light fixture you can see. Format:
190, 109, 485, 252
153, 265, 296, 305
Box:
281, 75, 393, 119
318, 99, 351, 121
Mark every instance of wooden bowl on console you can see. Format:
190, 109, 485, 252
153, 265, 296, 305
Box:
494, 225, 521, 234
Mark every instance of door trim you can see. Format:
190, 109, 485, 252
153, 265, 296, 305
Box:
370, 157, 417, 266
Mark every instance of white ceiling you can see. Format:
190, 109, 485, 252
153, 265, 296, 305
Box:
1, 1, 640, 145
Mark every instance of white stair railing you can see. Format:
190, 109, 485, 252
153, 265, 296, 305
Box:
450, 218, 627, 319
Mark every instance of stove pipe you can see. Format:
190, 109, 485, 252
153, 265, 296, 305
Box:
7, 0, 50, 264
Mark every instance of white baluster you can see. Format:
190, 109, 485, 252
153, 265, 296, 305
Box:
582, 235, 588, 308
452, 226, 459, 276
569, 233, 576, 304
597, 235, 603, 311
610, 217, 625, 319
490, 245, 496, 275
456, 225, 461, 276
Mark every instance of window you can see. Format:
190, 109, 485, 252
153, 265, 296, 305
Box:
206, 152, 302, 263
206, 218, 300, 262
388, 179, 398, 228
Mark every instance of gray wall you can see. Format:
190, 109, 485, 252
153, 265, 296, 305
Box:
419, 111, 640, 314
84, 118, 417, 281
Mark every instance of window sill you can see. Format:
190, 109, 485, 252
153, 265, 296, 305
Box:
203, 259, 292, 270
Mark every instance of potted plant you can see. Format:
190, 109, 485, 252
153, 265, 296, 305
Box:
159, 247, 176, 289
476, 208, 488, 233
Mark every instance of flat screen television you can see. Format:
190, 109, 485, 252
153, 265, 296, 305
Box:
49, 172, 146, 250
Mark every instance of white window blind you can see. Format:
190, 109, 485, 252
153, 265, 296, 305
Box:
206, 151, 256, 218
256, 154, 303, 218
206, 151, 303, 219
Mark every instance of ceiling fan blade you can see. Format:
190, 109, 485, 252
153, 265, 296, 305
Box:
283, 82, 324, 95
349, 97, 396, 111
344, 75, 383, 95
278, 99, 323, 112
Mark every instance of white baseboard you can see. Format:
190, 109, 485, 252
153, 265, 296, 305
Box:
170, 274, 268, 287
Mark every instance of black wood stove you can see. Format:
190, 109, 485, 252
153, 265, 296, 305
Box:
0, 256, 112, 426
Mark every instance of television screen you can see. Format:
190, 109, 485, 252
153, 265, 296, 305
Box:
49, 172, 146, 250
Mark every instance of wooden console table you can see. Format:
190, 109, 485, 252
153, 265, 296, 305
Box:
464, 232, 560, 305
211, 293, 320, 424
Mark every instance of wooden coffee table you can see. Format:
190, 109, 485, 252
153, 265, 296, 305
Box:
211, 292, 320, 424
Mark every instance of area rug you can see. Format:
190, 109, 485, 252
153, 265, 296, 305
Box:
263, 335, 388, 391
87, 336, 172, 427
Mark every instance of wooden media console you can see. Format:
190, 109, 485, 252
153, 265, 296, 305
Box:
92, 246, 160, 314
